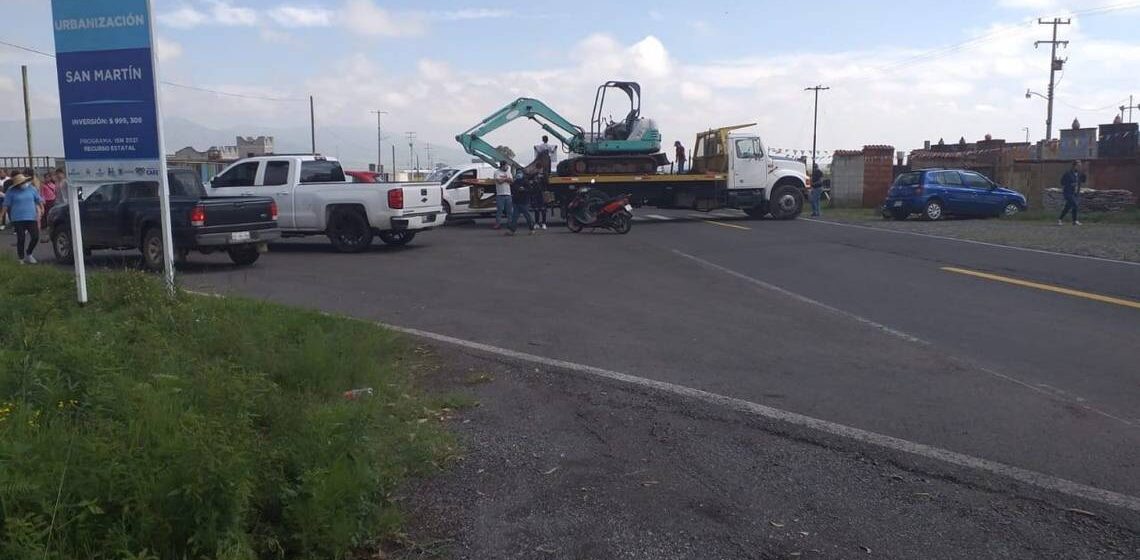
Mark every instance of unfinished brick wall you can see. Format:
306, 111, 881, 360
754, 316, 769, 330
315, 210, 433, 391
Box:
861, 145, 895, 208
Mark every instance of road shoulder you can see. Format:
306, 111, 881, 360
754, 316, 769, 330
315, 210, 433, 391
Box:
390, 342, 1140, 560
813, 208, 1140, 264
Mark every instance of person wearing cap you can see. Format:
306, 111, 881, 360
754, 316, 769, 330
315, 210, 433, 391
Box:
0, 174, 45, 264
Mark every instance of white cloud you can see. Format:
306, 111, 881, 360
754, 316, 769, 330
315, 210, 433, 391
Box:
155, 36, 183, 62
158, 6, 209, 29
208, 0, 257, 27
269, 6, 334, 28
342, 0, 425, 37
433, 8, 513, 21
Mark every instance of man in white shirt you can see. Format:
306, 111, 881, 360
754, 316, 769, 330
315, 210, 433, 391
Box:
534, 136, 557, 171
492, 161, 512, 230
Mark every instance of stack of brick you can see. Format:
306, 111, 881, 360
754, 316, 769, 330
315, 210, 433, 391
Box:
1044, 188, 1138, 212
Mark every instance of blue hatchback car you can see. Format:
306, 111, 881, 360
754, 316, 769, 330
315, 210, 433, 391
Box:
883, 169, 1028, 221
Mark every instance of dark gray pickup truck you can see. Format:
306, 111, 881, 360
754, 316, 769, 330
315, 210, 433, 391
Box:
46, 168, 280, 269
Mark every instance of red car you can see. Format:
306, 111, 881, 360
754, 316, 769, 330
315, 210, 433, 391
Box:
345, 170, 385, 183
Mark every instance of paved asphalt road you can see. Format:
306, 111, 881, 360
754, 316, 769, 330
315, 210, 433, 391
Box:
14, 208, 1139, 509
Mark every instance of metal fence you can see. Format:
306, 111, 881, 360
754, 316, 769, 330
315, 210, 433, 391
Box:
0, 156, 60, 173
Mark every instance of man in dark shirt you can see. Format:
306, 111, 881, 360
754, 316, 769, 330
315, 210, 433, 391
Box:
1058, 160, 1087, 226
674, 141, 686, 173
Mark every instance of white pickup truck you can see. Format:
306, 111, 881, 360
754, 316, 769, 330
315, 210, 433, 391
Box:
205, 155, 444, 252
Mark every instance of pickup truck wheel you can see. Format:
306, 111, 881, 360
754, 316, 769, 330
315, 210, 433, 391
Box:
228, 246, 260, 266
768, 183, 804, 220
327, 210, 373, 253
140, 228, 166, 271
378, 231, 417, 246
51, 225, 75, 265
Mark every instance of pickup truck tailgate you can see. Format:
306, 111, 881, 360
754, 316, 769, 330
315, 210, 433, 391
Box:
198, 197, 276, 229
397, 185, 442, 211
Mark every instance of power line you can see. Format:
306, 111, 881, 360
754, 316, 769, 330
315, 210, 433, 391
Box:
0, 39, 306, 103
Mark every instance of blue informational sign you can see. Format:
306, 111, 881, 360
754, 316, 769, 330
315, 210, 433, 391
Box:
51, 0, 162, 181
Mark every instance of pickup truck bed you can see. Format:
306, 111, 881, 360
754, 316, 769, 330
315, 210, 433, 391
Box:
46, 169, 280, 270
206, 155, 444, 253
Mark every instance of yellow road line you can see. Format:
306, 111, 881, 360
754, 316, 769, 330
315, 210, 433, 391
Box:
698, 219, 751, 231
941, 267, 1140, 310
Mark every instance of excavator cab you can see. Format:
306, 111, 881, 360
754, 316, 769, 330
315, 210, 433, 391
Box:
590, 81, 644, 143
585, 82, 661, 157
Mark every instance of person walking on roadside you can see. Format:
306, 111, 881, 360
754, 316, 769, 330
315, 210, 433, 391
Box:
0, 174, 45, 264
810, 164, 824, 217
506, 169, 535, 235
0, 170, 7, 231
39, 172, 58, 227
492, 161, 512, 230
674, 141, 686, 173
1058, 160, 1087, 226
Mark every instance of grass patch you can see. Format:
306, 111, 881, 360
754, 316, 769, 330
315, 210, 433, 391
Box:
0, 257, 454, 559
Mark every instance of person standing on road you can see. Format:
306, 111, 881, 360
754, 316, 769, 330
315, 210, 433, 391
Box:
493, 161, 512, 230
674, 141, 686, 174
530, 166, 549, 230
1058, 160, 1087, 226
506, 170, 535, 235
0, 174, 45, 264
39, 172, 58, 227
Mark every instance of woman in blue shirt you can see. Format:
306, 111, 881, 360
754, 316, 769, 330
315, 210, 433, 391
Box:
0, 174, 45, 264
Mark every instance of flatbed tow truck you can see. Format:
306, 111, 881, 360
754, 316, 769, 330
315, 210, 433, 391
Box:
462, 123, 810, 220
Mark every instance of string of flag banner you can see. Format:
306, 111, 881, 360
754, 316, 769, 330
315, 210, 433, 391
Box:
769, 148, 837, 159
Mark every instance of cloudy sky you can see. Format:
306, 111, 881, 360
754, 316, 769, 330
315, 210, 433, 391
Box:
2, 0, 1139, 167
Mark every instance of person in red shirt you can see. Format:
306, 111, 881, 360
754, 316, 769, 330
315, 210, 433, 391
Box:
39, 173, 58, 227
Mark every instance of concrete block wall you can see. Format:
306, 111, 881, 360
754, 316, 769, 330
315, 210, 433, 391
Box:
861, 145, 895, 208
830, 152, 864, 206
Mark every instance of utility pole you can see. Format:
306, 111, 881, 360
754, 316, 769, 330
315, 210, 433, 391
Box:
406, 131, 417, 170
391, 145, 396, 180
21, 65, 33, 174
1035, 18, 1070, 141
371, 110, 387, 174
804, 85, 830, 173
309, 95, 316, 153
1022, 127, 1030, 143
1121, 95, 1139, 123
425, 143, 433, 168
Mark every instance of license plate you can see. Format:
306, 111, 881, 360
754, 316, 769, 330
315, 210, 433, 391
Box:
424, 214, 437, 223
624, 204, 633, 212
231, 231, 251, 242
893, 201, 903, 207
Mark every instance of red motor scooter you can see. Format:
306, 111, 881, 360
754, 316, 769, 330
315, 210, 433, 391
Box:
565, 190, 633, 234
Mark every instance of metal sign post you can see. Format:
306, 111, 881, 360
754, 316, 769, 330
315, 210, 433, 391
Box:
50, 0, 175, 300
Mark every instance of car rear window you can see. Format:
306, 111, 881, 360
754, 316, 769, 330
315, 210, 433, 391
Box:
894, 172, 922, 186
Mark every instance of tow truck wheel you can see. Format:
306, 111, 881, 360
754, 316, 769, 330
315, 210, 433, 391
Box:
744, 204, 767, 219
768, 183, 804, 220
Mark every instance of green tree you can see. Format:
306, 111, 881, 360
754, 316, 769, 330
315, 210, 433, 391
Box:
494, 145, 516, 161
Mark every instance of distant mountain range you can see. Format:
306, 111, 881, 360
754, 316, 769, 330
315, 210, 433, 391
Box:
0, 117, 474, 171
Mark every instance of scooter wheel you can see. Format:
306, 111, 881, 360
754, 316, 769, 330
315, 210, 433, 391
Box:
612, 213, 632, 234
567, 215, 584, 233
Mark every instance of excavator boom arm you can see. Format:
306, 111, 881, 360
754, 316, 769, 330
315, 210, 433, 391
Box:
456, 97, 586, 168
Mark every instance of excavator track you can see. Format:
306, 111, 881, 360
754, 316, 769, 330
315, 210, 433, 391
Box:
557, 154, 669, 176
